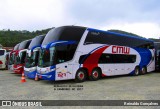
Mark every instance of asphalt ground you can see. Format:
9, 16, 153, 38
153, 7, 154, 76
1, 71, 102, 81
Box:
0, 70, 160, 109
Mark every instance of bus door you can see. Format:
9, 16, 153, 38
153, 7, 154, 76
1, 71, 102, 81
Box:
19, 49, 27, 64
54, 44, 75, 80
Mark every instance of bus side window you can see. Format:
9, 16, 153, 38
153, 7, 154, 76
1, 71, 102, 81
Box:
99, 54, 136, 64
55, 44, 77, 64
99, 54, 113, 63
79, 55, 87, 64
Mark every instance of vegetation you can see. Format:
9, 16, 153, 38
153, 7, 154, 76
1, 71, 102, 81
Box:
0, 28, 53, 47
0, 28, 159, 47
108, 29, 160, 42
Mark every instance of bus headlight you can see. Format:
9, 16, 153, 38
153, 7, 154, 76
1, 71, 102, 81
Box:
29, 67, 36, 72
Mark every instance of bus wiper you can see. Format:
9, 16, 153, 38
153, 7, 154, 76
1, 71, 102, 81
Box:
84, 42, 94, 45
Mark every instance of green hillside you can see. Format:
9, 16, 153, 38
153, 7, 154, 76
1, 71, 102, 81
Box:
1, 28, 159, 47
108, 29, 160, 42
0, 28, 52, 47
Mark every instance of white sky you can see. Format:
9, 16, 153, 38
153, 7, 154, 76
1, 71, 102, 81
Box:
0, 0, 160, 39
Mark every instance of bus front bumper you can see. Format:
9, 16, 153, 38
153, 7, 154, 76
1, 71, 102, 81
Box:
37, 71, 56, 81
14, 65, 23, 74
24, 70, 37, 79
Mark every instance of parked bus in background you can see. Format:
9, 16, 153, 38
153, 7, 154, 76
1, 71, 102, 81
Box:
8, 43, 20, 71
24, 35, 45, 79
154, 42, 160, 71
14, 40, 31, 74
5, 52, 10, 69
37, 26, 155, 82
0, 49, 7, 69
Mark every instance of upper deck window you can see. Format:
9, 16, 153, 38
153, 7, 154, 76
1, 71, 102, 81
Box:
42, 26, 86, 46
28, 35, 45, 49
84, 30, 154, 49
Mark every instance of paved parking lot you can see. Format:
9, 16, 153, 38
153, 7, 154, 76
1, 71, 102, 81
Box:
0, 70, 160, 100
0, 70, 160, 108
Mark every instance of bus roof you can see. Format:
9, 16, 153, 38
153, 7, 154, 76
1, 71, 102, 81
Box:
42, 26, 86, 46
87, 28, 153, 43
14, 43, 20, 50
28, 35, 45, 49
19, 40, 32, 50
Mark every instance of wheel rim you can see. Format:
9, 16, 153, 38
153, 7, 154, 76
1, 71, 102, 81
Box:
78, 72, 84, 80
142, 68, 146, 74
135, 68, 139, 75
93, 71, 99, 78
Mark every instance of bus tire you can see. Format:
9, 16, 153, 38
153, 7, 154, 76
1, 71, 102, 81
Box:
89, 68, 101, 81
133, 66, 140, 76
75, 69, 87, 83
141, 66, 147, 75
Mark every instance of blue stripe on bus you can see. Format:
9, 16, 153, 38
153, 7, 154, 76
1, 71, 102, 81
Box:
129, 48, 152, 75
31, 45, 42, 52
45, 40, 76, 50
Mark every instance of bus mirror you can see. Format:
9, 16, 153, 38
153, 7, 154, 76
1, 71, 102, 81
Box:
31, 62, 35, 66
28, 51, 31, 57
18, 53, 21, 57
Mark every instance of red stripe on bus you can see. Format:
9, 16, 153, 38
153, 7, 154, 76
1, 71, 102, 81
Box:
83, 46, 109, 76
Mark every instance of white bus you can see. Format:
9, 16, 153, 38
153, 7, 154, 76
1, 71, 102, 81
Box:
0, 49, 7, 69
37, 26, 155, 82
8, 43, 20, 71
24, 35, 45, 78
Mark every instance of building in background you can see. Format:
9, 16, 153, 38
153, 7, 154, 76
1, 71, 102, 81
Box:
2, 47, 13, 52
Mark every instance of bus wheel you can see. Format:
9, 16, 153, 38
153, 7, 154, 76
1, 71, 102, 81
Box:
75, 69, 87, 83
141, 66, 147, 75
133, 67, 140, 76
89, 68, 101, 81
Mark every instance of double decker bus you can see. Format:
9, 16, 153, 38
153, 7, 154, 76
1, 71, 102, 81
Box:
8, 43, 20, 71
37, 26, 155, 82
14, 40, 31, 74
24, 35, 45, 78
0, 49, 7, 69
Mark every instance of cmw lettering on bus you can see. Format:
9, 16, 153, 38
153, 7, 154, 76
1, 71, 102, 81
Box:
112, 46, 130, 54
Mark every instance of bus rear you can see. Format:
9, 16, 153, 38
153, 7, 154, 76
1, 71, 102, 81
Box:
0, 49, 7, 69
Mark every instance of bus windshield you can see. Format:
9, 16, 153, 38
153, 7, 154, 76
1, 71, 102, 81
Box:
38, 43, 77, 67
19, 40, 31, 50
14, 44, 19, 50
25, 51, 39, 68
42, 26, 86, 46
9, 53, 15, 65
38, 26, 86, 68
0, 50, 5, 56
15, 51, 26, 65
15, 55, 21, 65
38, 47, 55, 67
